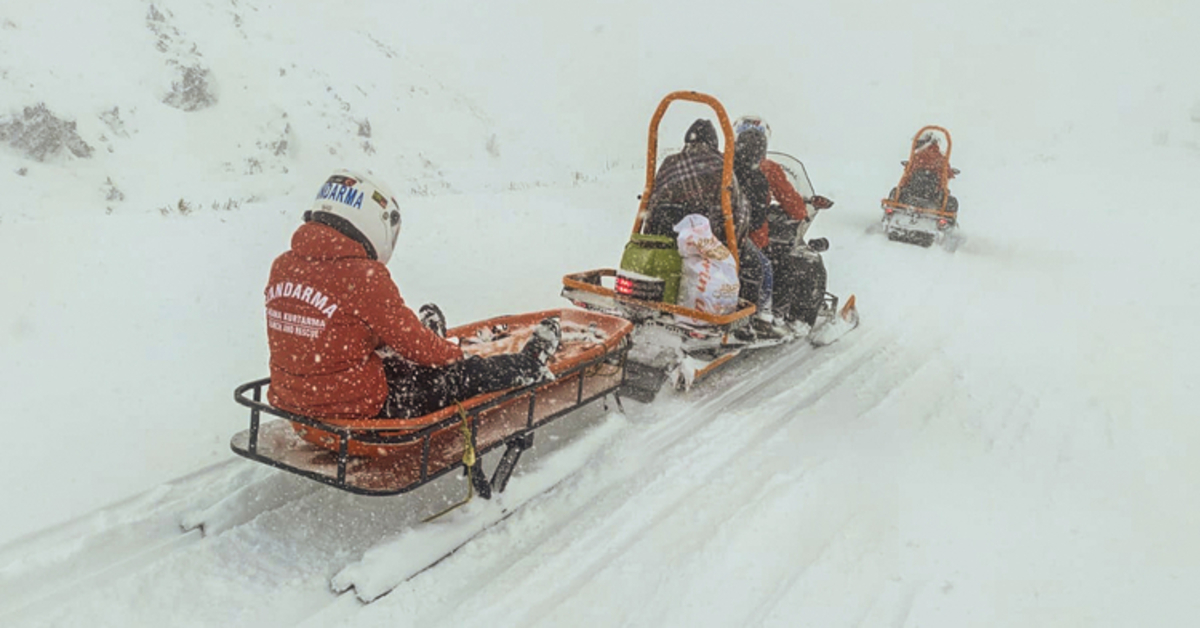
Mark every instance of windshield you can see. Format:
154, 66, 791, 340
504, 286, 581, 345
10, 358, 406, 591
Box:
764, 151, 815, 199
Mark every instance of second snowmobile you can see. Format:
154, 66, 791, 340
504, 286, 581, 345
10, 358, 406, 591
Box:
561, 90, 858, 402
880, 125, 962, 248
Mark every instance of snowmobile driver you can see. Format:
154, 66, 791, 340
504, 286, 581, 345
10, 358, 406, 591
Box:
909, 132, 954, 176
732, 115, 834, 331
898, 131, 959, 221
731, 122, 782, 337
264, 169, 561, 421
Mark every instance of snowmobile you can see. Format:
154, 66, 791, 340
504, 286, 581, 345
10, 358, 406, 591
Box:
561, 90, 859, 402
880, 125, 962, 248
230, 308, 632, 497
760, 150, 841, 327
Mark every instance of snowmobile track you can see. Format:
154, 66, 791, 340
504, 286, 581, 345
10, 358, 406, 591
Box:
324, 327, 874, 615
1, 324, 871, 626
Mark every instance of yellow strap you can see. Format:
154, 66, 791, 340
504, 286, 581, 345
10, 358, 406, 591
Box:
423, 402, 476, 522
456, 402, 476, 467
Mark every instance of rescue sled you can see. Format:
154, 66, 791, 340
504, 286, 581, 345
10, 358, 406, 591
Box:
561, 90, 858, 402
880, 125, 961, 248
231, 308, 632, 497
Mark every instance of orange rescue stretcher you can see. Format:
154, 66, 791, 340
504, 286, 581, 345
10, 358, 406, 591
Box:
230, 308, 632, 497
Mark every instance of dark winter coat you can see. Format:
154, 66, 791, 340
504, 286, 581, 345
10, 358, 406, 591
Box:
265, 222, 463, 420
645, 119, 749, 245
734, 129, 770, 248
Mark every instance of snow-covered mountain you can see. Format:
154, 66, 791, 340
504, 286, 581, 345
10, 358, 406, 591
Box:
2, 0, 1200, 626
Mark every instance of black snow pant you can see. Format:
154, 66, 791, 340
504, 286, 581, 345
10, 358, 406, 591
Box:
379, 353, 542, 419
765, 244, 827, 327
738, 240, 773, 313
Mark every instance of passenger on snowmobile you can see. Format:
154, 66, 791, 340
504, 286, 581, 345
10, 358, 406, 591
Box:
732, 115, 834, 329
643, 118, 749, 247
265, 169, 561, 421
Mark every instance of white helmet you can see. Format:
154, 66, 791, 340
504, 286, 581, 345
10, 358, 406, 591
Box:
733, 115, 771, 141
305, 169, 402, 263
915, 131, 939, 150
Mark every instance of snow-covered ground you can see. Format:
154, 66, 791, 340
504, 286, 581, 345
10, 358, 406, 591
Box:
2, 0, 1200, 626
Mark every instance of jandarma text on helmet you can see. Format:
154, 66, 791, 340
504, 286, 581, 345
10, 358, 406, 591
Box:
265, 281, 341, 318
316, 181, 366, 209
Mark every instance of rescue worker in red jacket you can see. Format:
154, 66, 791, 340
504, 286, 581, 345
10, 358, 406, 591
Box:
897, 132, 959, 220
909, 132, 954, 175
265, 169, 560, 420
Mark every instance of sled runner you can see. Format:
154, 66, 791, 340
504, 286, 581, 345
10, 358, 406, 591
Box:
231, 308, 632, 497
561, 90, 858, 401
880, 125, 961, 248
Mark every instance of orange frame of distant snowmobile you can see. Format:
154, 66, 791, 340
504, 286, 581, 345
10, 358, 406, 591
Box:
881, 125, 957, 218
561, 91, 755, 325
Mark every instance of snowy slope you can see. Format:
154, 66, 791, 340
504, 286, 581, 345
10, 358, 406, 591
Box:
3, 0, 1200, 626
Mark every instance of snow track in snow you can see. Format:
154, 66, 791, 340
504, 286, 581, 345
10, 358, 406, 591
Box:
0, 462, 268, 624
336, 328, 894, 627
0, 325, 871, 627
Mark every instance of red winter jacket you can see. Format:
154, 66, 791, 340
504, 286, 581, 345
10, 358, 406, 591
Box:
909, 144, 954, 178
748, 158, 810, 249
265, 222, 463, 420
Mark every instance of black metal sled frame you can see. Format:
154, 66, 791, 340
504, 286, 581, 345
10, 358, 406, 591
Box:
231, 345, 629, 497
